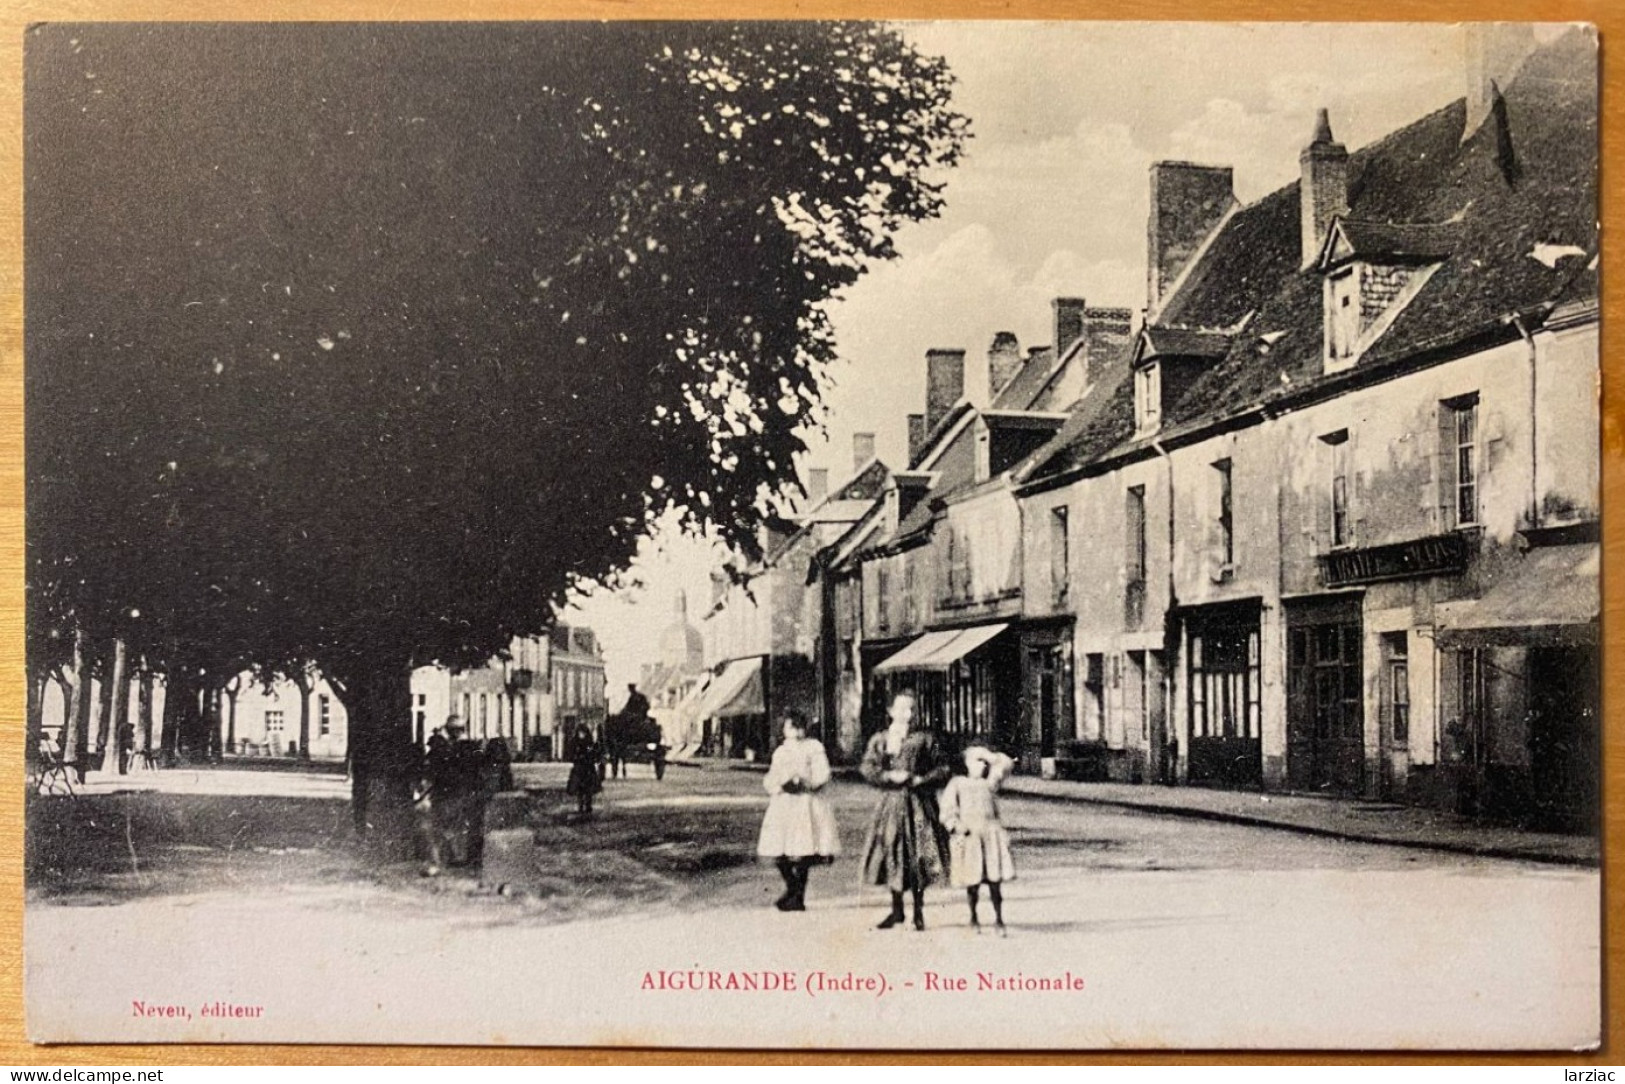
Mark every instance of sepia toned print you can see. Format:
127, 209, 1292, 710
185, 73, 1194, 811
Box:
23, 21, 1599, 1049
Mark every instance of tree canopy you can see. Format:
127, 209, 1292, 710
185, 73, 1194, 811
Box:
26, 22, 968, 696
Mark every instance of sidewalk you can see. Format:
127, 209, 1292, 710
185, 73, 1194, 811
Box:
997, 776, 1599, 867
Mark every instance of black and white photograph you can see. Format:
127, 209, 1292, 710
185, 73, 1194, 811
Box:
22, 20, 1600, 1049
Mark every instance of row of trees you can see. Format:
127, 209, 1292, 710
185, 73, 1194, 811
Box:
26, 22, 968, 844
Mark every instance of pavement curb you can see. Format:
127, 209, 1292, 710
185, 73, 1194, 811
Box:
1001, 785, 1600, 869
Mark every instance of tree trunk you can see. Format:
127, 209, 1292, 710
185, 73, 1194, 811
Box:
109, 639, 130, 774
64, 630, 92, 782
137, 668, 155, 758
159, 670, 189, 766
26, 669, 47, 770
184, 684, 208, 760
335, 658, 418, 856
93, 641, 117, 772
224, 680, 239, 757
293, 671, 313, 764
205, 687, 223, 762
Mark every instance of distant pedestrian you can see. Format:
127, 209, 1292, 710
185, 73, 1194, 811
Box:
116, 721, 135, 775
566, 723, 602, 816
756, 710, 839, 911
940, 745, 1016, 934
859, 690, 951, 931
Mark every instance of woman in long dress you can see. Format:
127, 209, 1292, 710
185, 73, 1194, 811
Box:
756, 710, 840, 911
859, 690, 951, 930
940, 745, 1017, 934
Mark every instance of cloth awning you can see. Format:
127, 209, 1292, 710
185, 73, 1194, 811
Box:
873, 623, 1009, 674
1433, 544, 1598, 647
693, 656, 765, 719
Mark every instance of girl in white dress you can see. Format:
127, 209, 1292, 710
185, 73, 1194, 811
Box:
939, 745, 1016, 933
756, 710, 839, 911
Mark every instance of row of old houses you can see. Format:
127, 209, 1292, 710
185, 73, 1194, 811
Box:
38, 619, 607, 767
679, 25, 1599, 829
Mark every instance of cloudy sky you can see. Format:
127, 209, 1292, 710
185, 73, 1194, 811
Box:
571, 22, 1489, 693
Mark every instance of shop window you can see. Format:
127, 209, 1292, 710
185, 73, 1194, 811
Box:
1383, 632, 1410, 745
265, 709, 284, 733
319, 694, 332, 737
1189, 626, 1260, 739
1083, 653, 1105, 740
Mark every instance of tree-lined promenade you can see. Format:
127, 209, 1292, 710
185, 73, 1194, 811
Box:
25, 23, 969, 842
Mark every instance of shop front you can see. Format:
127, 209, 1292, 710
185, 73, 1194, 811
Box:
1432, 542, 1599, 829
1284, 594, 1366, 796
871, 623, 1019, 754
1182, 600, 1263, 790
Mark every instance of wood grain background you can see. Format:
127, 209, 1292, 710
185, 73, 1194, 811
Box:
0, 0, 1616, 1065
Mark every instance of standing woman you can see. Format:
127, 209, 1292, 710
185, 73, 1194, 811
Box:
756, 709, 840, 911
566, 723, 603, 816
860, 690, 951, 930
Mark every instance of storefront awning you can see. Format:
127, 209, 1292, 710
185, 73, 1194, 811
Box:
873, 623, 1009, 674
693, 656, 765, 719
1433, 543, 1598, 647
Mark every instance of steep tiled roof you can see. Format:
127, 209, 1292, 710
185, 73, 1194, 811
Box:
1141, 326, 1232, 360
991, 347, 1056, 411
1330, 219, 1462, 264
1021, 28, 1597, 491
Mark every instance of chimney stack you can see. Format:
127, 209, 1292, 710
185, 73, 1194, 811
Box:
907, 413, 927, 467
988, 332, 1022, 400
806, 468, 829, 507
1053, 299, 1087, 358
1147, 162, 1235, 313
1462, 25, 1537, 143
852, 431, 876, 472
1299, 109, 1349, 269
924, 349, 966, 436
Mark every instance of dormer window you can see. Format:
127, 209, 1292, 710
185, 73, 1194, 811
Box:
1317, 218, 1458, 374
1327, 267, 1359, 365
1134, 362, 1162, 436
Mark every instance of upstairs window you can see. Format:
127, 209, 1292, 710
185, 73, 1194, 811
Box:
1328, 268, 1360, 362
1049, 505, 1070, 606
1320, 429, 1351, 548
1125, 485, 1147, 585
1438, 394, 1480, 529
1213, 458, 1234, 568
1134, 363, 1162, 435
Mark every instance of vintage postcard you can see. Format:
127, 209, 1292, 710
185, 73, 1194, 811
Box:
22, 21, 1601, 1049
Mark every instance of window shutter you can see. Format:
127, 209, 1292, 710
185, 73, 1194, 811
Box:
1351, 429, 1368, 547
1313, 442, 1333, 555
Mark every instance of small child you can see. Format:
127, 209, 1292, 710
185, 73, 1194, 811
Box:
939, 744, 1016, 934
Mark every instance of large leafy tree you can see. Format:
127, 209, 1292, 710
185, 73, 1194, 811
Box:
25, 22, 967, 831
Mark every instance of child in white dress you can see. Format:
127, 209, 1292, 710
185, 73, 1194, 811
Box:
939, 745, 1016, 933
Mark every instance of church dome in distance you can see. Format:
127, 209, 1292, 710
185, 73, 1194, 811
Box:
659, 591, 705, 671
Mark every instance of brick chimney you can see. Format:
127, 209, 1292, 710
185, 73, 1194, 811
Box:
852, 431, 876, 472
906, 413, 927, 467
805, 467, 829, 507
988, 332, 1022, 400
1462, 24, 1538, 143
1053, 299, 1087, 358
924, 349, 966, 436
1299, 109, 1349, 269
1147, 162, 1234, 313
